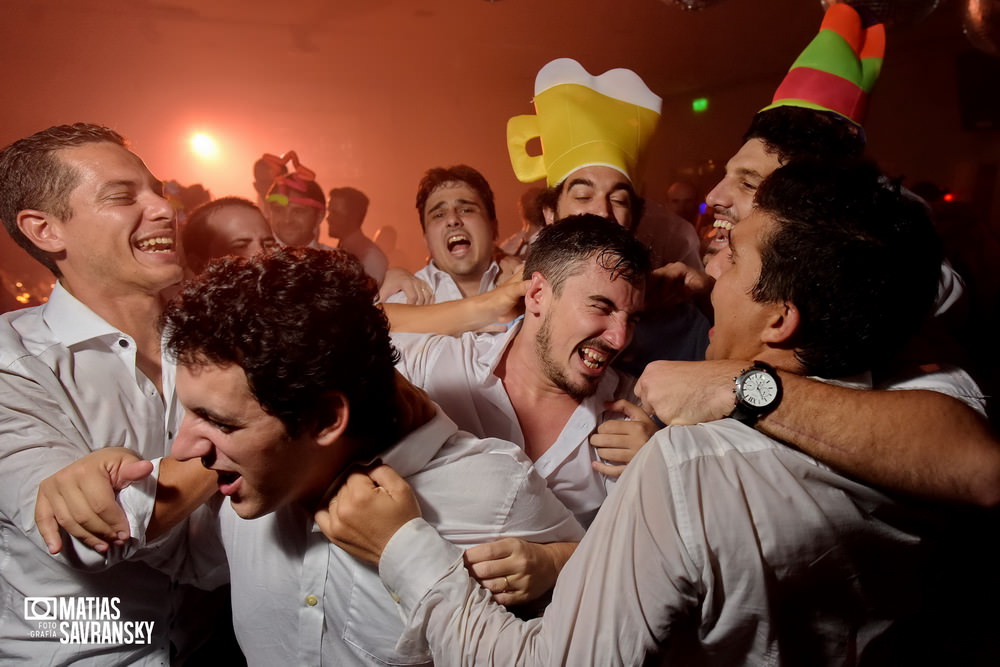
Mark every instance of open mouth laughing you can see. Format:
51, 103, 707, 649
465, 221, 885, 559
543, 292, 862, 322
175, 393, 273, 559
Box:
134, 234, 176, 253
446, 233, 471, 255
579, 343, 612, 372
713, 220, 734, 232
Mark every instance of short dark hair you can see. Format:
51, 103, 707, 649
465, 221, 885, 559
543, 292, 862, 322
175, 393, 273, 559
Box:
743, 106, 866, 167
537, 178, 646, 229
182, 196, 262, 273
328, 187, 370, 214
0, 123, 126, 276
162, 247, 402, 453
752, 160, 941, 378
414, 165, 497, 233
524, 214, 652, 294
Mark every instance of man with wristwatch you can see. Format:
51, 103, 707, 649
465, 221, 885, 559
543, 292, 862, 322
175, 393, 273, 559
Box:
641, 2, 998, 508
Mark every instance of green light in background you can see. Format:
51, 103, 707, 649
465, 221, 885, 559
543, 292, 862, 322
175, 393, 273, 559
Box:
692, 97, 709, 113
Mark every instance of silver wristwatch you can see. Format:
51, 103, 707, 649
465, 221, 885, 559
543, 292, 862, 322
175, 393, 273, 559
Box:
729, 361, 782, 425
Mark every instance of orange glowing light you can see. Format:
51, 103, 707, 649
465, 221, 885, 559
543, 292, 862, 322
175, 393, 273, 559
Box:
190, 133, 220, 159
943, 193, 954, 202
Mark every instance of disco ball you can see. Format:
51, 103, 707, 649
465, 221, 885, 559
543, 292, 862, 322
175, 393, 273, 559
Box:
819, 0, 941, 29
660, 0, 726, 10
962, 0, 1000, 56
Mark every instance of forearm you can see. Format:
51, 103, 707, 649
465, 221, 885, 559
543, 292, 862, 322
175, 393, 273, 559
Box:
147, 458, 218, 541
760, 373, 1000, 506
384, 294, 510, 336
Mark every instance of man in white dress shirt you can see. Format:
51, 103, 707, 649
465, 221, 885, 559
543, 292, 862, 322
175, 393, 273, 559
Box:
392, 215, 654, 528
323, 159, 962, 664
383, 165, 502, 304
0, 123, 226, 664
390, 215, 656, 604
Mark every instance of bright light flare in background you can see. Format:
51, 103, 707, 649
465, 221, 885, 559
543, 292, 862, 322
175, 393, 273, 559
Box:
190, 132, 220, 160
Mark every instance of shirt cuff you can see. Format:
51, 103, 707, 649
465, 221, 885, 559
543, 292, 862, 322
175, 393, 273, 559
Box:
117, 456, 162, 550
380, 517, 464, 615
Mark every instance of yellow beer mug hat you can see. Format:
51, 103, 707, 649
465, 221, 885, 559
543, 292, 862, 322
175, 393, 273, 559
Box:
507, 58, 662, 186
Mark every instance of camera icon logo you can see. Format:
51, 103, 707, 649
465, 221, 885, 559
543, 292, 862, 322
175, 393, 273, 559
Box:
24, 597, 58, 621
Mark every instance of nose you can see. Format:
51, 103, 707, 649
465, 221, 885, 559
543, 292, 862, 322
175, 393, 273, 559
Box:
170, 412, 213, 462
585, 197, 613, 221
149, 190, 177, 223
704, 179, 728, 211
603, 312, 631, 350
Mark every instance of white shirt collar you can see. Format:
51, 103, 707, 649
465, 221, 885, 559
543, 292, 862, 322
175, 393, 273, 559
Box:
42, 282, 122, 347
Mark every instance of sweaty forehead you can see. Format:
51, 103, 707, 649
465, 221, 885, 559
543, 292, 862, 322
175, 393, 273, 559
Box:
61, 143, 152, 184
727, 139, 781, 178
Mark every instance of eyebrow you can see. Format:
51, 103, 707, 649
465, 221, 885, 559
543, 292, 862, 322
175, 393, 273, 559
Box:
191, 406, 244, 428
566, 178, 595, 190
427, 198, 481, 214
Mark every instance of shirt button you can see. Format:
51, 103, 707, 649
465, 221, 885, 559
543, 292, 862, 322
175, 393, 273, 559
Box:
118, 339, 129, 348
305, 595, 319, 607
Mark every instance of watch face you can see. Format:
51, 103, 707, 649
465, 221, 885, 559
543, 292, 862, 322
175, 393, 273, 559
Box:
740, 371, 778, 408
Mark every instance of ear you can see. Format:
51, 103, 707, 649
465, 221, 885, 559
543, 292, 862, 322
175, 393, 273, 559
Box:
542, 205, 556, 226
315, 392, 350, 447
522, 271, 550, 317
17, 209, 66, 254
760, 301, 800, 345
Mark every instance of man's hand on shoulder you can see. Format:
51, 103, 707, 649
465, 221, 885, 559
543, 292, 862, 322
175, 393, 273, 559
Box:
379, 267, 435, 305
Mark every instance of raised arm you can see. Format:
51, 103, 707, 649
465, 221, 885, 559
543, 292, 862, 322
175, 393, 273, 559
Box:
383, 278, 527, 336
635, 359, 1000, 506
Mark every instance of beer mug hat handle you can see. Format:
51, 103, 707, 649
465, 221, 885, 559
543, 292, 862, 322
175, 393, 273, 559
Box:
506, 114, 547, 184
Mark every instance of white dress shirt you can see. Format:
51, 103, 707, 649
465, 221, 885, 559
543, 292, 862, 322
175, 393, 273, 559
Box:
392, 322, 637, 527
379, 417, 945, 665
0, 283, 190, 665
384, 260, 501, 304
123, 408, 583, 666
